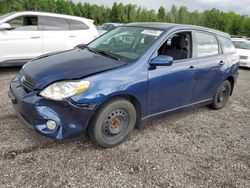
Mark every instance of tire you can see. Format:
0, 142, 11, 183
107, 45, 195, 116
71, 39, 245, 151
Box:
88, 98, 136, 148
210, 80, 231, 110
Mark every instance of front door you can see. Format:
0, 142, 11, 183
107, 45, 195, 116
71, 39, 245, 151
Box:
147, 31, 195, 116
147, 60, 196, 115
0, 15, 42, 63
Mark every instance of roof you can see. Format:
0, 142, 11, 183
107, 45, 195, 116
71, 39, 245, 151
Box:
125, 22, 230, 38
102, 23, 123, 26
231, 37, 249, 41
0, 11, 93, 24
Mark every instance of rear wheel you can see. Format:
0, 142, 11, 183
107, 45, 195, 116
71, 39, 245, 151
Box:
210, 80, 231, 110
88, 98, 136, 148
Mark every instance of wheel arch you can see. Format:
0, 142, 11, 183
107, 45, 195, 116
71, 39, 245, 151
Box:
226, 76, 235, 95
90, 93, 142, 129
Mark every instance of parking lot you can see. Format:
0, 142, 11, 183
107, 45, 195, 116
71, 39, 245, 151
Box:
0, 67, 249, 187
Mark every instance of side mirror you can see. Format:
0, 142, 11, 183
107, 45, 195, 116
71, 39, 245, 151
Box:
149, 55, 173, 67
75, 43, 86, 49
0, 23, 11, 30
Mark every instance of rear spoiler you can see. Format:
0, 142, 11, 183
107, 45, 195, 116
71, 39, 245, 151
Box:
88, 19, 94, 23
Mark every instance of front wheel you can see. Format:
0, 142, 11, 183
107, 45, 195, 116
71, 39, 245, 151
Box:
210, 80, 231, 110
88, 98, 136, 148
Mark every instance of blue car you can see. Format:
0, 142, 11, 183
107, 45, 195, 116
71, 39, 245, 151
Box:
9, 23, 239, 147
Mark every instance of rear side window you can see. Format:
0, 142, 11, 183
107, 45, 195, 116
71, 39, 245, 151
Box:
67, 19, 89, 30
219, 36, 236, 54
195, 32, 219, 58
40, 16, 70, 31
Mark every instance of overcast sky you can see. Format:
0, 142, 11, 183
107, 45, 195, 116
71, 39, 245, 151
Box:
73, 0, 250, 15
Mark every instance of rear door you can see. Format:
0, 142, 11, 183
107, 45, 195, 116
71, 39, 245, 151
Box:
67, 19, 96, 45
192, 31, 226, 102
0, 15, 42, 63
39, 16, 73, 54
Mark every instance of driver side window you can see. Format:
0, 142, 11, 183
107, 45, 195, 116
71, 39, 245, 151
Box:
7, 16, 38, 31
158, 31, 193, 61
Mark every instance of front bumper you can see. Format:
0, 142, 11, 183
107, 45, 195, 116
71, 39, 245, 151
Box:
239, 60, 250, 68
9, 75, 96, 140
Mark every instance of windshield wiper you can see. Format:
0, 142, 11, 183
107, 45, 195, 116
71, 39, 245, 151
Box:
86, 47, 120, 61
96, 50, 121, 61
86, 46, 97, 53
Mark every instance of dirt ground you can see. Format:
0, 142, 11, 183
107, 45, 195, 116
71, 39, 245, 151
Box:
0, 68, 249, 188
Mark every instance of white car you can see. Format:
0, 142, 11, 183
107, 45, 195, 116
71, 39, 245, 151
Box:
0, 11, 99, 67
232, 38, 250, 68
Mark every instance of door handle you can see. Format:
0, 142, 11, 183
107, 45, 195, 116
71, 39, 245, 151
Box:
69, 35, 76, 38
218, 61, 225, 66
30, 36, 41, 39
188, 65, 195, 70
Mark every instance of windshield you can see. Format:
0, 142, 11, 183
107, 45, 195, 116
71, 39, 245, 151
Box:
233, 40, 250, 50
88, 26, 164, 62
0, 12, 15, 22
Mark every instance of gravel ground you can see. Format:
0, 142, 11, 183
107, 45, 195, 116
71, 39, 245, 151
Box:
0, 68, 249, 188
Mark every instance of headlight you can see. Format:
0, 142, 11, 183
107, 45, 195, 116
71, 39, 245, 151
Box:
40, 81, 90, 101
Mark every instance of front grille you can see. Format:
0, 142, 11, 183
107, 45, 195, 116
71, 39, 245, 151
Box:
19, 70, 37, 92
239, 55, 248, 60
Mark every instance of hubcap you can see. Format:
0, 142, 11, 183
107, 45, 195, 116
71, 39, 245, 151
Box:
217, 85, 228, 105
103, 109, 128, 137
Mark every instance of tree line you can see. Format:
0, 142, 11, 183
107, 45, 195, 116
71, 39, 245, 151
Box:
1, 0, 250, 36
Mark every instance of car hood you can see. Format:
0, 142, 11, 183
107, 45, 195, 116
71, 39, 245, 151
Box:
23, 48, 126, 89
